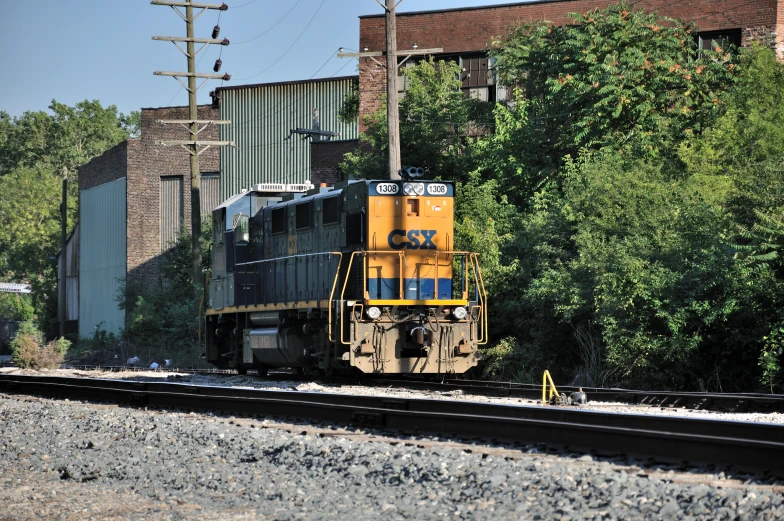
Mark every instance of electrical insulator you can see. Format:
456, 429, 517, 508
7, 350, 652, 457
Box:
212, 25, 220, 39
213, 59, 222, 72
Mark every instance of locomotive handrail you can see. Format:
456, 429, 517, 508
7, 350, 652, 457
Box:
339, 250, 488, 347
234, 251, 342, 310
326, 252, 343, 343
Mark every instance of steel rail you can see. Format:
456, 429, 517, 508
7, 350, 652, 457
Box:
368, 377, 784, 413
1, 373, 782, 476
53, 364, 784, 412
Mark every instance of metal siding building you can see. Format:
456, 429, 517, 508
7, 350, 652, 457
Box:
218, 76, 359, 200
57, 223, 80, 325
79, 178, 127, 337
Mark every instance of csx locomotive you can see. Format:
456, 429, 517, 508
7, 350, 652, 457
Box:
205, 179, 487, 375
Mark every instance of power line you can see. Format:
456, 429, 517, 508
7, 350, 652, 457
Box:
234, 0, 327, 81
233, 0, 304, 45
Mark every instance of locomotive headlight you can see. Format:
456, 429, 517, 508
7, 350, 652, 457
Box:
452, 306, 468, 320
366, 306, 381, 320
403, 182, 425, 196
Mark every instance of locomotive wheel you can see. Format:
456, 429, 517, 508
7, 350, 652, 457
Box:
256, 364, 269, 376
236, 367, 248, 375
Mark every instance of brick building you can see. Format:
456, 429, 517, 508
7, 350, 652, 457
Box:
76, 106, 221, 337
357, 0, 784, 126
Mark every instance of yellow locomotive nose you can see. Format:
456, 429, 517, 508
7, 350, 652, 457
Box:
367, 183, 454, 300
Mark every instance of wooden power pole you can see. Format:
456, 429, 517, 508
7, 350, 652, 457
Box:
384, 0, 401, 180
151, 0, 235, 293
338, 0, 441, 181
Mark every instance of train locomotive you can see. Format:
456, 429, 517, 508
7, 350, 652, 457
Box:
205, 178, 487, 375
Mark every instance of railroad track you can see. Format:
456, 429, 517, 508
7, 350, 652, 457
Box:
32, 364, 784, 413
1, 373, 782, 476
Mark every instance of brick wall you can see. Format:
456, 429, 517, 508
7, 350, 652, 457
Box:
310, 139, 360, 185
78, 140, 129, 191
358, 0, 781, 125
125, 105, 220, 290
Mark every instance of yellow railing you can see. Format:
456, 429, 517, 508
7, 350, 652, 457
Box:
339, 250, 488, 346
542, 370, 560, 405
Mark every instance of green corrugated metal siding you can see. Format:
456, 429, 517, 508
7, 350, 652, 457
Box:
79, 178, 127, 337
219, 77, 359, 200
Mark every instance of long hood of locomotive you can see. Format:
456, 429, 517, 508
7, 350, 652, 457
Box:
365, 181, 455, 301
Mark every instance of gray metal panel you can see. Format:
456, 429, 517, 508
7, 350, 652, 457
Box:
79, 178, 126, 337
219, 77, 359, 200
65, 224, 79, 322
200, 173, 220, 218
160, 176, 183, 252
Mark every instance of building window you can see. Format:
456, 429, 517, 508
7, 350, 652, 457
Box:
160, 175, 183, 252
697, 29, 741, 54
396, 53, 505, 103
200, 172, 220, 221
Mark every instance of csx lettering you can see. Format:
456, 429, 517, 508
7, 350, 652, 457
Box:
388, 229, 437, 250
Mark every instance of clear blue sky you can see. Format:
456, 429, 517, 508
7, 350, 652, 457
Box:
1, 0, 523, 118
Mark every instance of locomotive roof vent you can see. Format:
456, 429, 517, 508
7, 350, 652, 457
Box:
251, 181, 314, 194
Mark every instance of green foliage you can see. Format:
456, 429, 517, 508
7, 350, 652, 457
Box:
481, 337, 539, 383
341, 58, 492, 181
510, 152, 751, 387
0, 100, 139, 178
680, 45, 784, 226
488, 0, 735, 203
0, 293, 34, 321
338, 77, 360, 125
109, 222, 213, 367
10, 320, 69, 369
759, 326, 783, 393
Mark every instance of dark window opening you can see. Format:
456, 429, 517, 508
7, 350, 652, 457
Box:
346, 212, 364, 245
323, 197, 339, 225
296, 202, 312, 230
697, 29, 742, 54
271, 207, 285, 234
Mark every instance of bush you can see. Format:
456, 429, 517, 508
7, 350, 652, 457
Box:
11, 322, 71, 370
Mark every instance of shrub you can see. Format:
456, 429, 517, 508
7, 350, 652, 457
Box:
11, 323, 70, 370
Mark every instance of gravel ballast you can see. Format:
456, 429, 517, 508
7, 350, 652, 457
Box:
1, 393, 783, 520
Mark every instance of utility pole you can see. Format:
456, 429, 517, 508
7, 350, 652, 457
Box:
59, 169, 67, 338
338, 1, 441, 181
384, 0, 401, 180
151, 0, 235, 294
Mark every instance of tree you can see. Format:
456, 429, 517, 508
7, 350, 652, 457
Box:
520, 153, 749, 388
488, 0, 736, 202
340, 58, 492, 181
0, 100, 139, 179
0, 165, 66, 320
0, 293, 34, 321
